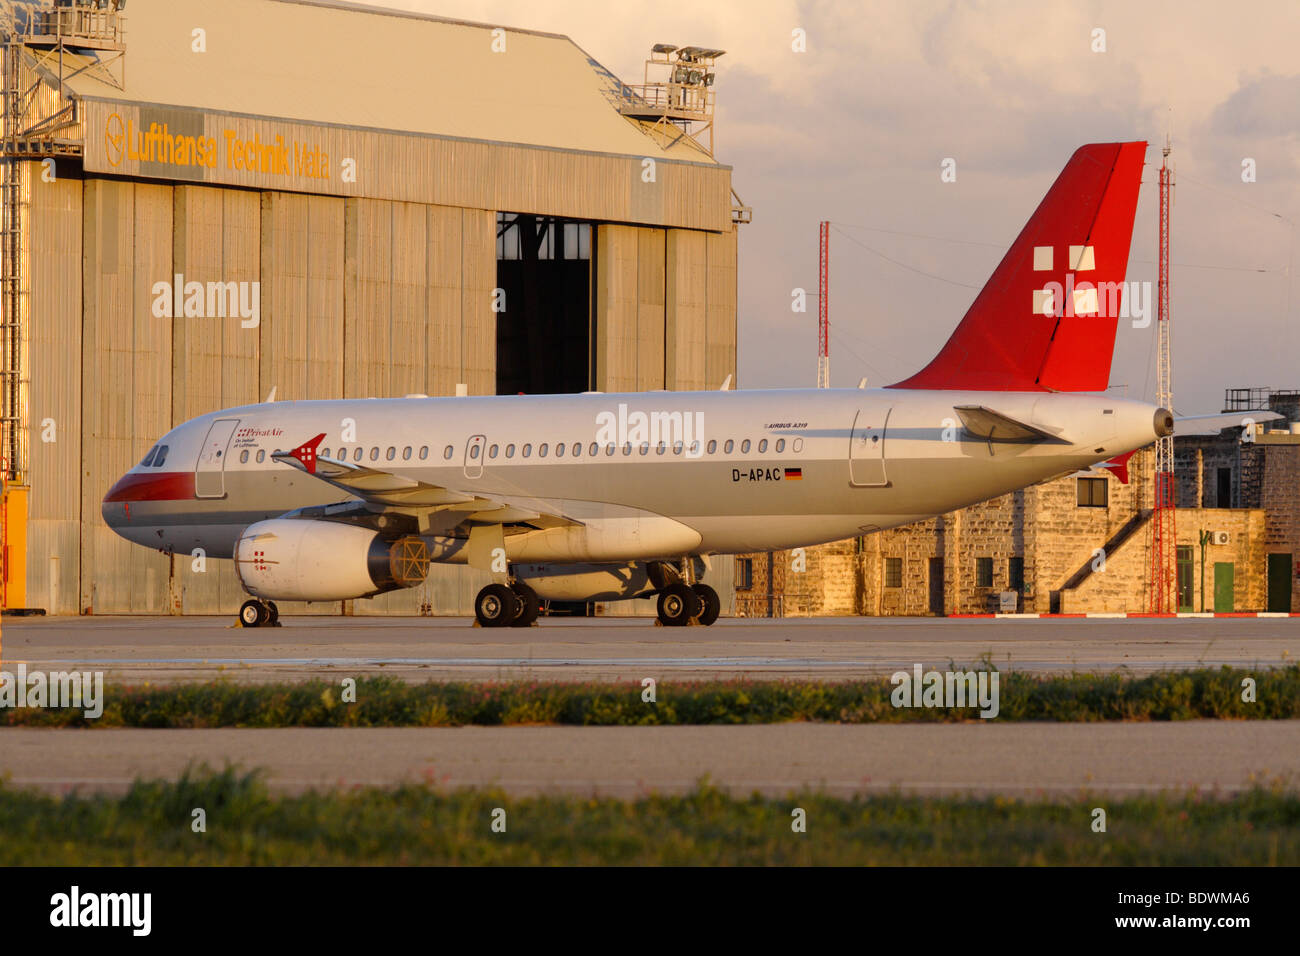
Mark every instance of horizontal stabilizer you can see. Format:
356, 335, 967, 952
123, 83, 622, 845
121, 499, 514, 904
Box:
1174, 411, 1282, 436
954, 405, 1059, 443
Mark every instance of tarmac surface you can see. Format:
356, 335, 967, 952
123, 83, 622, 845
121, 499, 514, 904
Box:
3, 614, 1298, 683
3, 616, 1296, 797
2, 722, 1296, 797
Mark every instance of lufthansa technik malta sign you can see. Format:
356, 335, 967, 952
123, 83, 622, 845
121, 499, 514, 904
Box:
89, 102, 335, 186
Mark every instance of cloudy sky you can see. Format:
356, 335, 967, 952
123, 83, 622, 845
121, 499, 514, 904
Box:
362, 0, 1298, 414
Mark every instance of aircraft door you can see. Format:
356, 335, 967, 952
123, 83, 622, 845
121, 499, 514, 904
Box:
195, 418, 240, 499
464, 434, 486, 479
849, 407, 891, 487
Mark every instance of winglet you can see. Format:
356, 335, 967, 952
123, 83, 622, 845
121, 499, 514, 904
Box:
278, 433, 326, 474
1100, 449, 1135, 484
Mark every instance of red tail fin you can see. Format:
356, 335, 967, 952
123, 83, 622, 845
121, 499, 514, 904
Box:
891, 142, 1146, 392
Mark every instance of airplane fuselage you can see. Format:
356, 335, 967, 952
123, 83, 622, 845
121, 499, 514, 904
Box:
104, 387, 1164, 563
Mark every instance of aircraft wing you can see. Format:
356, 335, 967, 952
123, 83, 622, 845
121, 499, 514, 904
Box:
953, 405, 1061, 443
270, 433, 578, 529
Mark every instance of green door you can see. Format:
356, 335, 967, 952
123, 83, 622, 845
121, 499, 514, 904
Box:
1268, 553, 1293, 613
1176, 546, 1194, 612
1213, 562, 1235, 613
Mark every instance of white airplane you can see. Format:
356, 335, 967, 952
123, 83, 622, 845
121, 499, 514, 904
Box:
105, 141, 1171, 628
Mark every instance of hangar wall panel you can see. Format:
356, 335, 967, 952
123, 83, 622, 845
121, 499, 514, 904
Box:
343, 198, 393, 399
705, 228, 738, 389
636, 228, 666, 390
426, 205, 463, 396
25, 166, 83, 614
259, 192, 345, 401
664, 229, 709, 391
594, 224, 639, 393
80, 178, 174, 613
460, 209, 496, 396
389, 202, 429, 398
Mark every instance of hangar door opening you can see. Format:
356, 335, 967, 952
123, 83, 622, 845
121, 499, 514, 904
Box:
496, 213, 593, 395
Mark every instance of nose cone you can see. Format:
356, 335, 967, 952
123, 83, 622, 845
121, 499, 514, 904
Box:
102, 474, 130, 531
1154, 407, 1175, 438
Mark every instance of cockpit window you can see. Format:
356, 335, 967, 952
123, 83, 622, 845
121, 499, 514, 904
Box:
140, 446, 157, 467
153, 445, 169, 467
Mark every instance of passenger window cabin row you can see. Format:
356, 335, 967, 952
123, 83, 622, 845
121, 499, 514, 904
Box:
236, 437, 804, 465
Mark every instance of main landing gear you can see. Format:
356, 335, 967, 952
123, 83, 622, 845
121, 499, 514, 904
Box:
653, 557, 720, 627
474, 580, 541, 628
238, 598, 280, 628
656, 582, 720, 626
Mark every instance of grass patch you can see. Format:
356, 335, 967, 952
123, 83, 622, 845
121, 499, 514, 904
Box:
0, 766, 1296, 865
0, 666, 1296, 728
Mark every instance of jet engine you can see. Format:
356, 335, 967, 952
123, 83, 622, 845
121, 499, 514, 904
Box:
234, 518, 429, 601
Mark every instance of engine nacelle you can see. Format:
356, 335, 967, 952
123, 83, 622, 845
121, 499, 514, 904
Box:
513, 562, 657, 602
235, 518, 428, 601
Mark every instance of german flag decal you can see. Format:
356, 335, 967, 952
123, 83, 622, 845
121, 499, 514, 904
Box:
784, 467, 803, 480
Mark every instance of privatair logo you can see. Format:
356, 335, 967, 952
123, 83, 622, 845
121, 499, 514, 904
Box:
105, 112, 125, 167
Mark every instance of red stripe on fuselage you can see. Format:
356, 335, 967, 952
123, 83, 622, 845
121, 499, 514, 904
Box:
103, 471, 196, 502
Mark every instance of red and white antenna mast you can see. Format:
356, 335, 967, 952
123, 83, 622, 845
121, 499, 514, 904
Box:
818, 221, 829, 388
1148, 137, 1177, 613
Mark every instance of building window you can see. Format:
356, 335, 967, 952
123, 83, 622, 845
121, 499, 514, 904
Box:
735, 557, 754, 591
1216, 467, 1233, 508
1076, 476, 1108, 508
976, 557, 994, 588
1009, 556, 1025, 592
884, 556, 903, 588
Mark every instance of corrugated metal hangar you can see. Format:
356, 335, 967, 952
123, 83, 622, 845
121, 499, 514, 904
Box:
0, 0, 741, 615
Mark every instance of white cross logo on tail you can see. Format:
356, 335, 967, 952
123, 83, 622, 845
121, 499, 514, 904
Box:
1032, 244, 1097, 317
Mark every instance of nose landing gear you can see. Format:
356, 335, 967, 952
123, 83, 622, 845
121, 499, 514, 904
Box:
238, 599, 280, 628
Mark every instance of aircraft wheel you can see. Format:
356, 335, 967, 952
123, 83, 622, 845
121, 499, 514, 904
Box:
476, 583, 521, 628
510, 582, 541, 627
657, 582, 701, 626
239, 599, 269, 628
266, 601, 280, 627
692, 584, 720, 626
